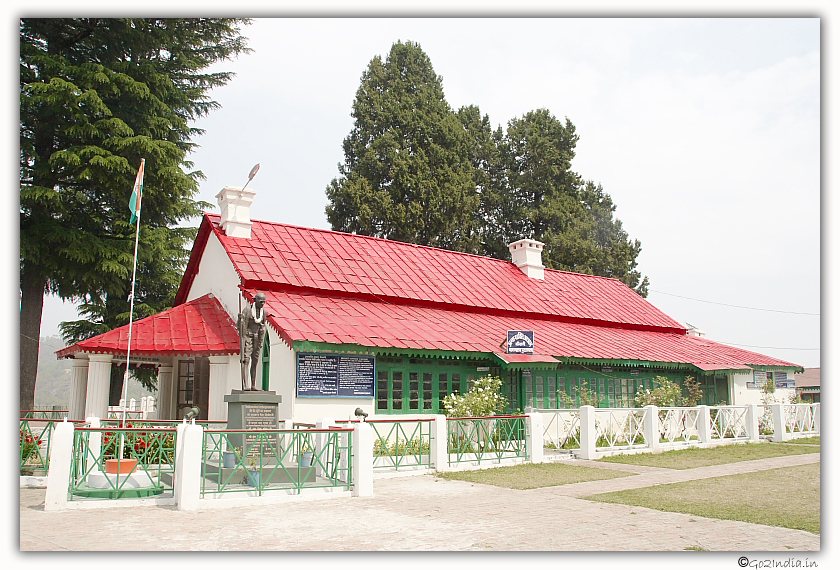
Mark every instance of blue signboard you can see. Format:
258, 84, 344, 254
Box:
507, 330, 535, 354
296, 353, 375, 398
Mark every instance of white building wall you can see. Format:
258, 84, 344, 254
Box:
731, 371, 797, 405
186, 230, 242, 318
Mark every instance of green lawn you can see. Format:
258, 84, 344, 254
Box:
786, 436, 820, 445
436, 462, 635, 490
596, 442, 819, 470
585, 462, 820, 535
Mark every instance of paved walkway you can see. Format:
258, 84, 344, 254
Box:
19, 453, 820, 551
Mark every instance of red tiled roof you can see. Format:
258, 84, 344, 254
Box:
177, 214, 685, 334
255, 290, 801, 370
57, 294, 240, 359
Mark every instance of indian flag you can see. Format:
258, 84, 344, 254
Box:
129, 159, 145, 225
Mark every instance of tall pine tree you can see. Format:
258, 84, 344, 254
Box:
20, 18, 251, 409
326, 41, 479, 252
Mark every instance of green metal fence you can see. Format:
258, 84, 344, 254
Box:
201, 428, 353, 497
69, 426, 177, 499
338, 418, 432, 471
20, 417, 84, 474
447, 415, 527, 465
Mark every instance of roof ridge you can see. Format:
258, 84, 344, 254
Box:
204, 212, 625, 284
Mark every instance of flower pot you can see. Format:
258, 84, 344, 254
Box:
105, 458, 138, 475
222, 451, 237, 469
300, 451, 313, 468
247, 470, 261, 487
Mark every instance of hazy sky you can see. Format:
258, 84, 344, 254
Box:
34, 16, 821, 368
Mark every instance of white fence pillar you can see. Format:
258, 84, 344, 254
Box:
745, 404, 760, 442
697, 405, 711, 443
578, 405, 597, 460
526, 412, 544, 463
315, 417, 335, 478
771, 403, 787, 442
44, 421, 75, 512
814, 403, 820, 435
174, 422, 204, 511
430, 414, 448, 471
352, 421, 374, 497
643, 405, 660, 453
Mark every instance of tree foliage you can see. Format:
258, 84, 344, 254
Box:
20, 18, 251, 408
326, 41, 649, 297
326, 40, 479, 252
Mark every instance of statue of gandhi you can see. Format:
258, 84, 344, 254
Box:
238, 293, 268, 391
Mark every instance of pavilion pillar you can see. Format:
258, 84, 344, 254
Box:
85, 354, 112, 420
208, 356, 230, 422
156, 366, 175, 421
68, 356, 89, 421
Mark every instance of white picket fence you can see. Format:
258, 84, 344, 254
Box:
539, 403, 819, 459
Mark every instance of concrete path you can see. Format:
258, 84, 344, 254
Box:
19, 453, 820, 551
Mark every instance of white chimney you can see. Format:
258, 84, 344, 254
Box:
508, 238, 545, 280
685, 323, 706, 338
216, 185, 256, 239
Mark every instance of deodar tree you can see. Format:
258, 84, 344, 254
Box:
326, 40, 479, 252
19, 18, 251, 409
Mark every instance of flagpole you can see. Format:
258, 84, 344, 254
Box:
119, 159, 144, 466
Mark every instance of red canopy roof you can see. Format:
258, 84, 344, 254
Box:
57, 294, 239, 359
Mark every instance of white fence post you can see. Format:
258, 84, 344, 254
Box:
771, 403, 786, 442
526, 412, 544, 463
578, 405, 597, 460
44, 421, 75, 512
814, 403, 820, 435
745, 404, 760, 442
644, 405, 660, 453
430, 414, 448, 471
315, 417, 335, 478
352, 421, 374, 496
174, 422, 204, 511
697, 405, 711, 443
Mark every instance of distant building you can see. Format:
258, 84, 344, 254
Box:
57, 185, 804, 422
796, 368, 820, 403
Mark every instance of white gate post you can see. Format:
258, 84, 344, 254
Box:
771, 403, 787, 442
745, 404, 760, 442
526, 412, 544, 463
430, 414, 448, 471
578, 405, 597, 460
697, 405, 711, 443
44, 421, 75, 511
814, 403, 820, 435
352, 421, 374, 496
644, 405, 660, 453
174, 422, 204, 511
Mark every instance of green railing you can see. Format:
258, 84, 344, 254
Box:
339, 418, 432, 471
21, 409, 69, 420
20, 417, 83, 474
69, 426, 177, 499
201, 428, 353, 496
447, 415, 527, 465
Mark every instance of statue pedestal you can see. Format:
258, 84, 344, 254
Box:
224, 392, 283, 456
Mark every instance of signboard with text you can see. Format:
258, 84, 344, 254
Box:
296, 353, 375, 398
507, 330, 535, 354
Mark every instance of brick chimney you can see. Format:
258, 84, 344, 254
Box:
508, 238, 545, 280
216, 186, 256, 238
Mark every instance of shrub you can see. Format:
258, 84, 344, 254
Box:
442, 375, 506, 417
